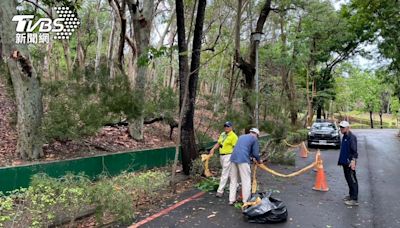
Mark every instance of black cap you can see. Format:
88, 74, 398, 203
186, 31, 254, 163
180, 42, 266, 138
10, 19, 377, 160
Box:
224, 121, 233, 127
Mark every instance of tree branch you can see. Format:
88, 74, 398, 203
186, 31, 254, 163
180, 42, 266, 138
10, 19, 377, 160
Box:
23, 0, 53, 19
202, 15, 226, 52
125, 35, 136, 55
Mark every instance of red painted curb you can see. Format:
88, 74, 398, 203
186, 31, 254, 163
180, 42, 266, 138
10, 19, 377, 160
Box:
129, 191, 206, 228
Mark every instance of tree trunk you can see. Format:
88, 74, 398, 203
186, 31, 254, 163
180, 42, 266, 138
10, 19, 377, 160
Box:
175, 0, 191, 175
317, 105, 322, 120
234, 0, 242, 58
279, 13, 298, 125
76, 27, 85, 74
182, 0, 206, 175
175, 0, 206, 175
370, 110, 374, 128
94, 0, 103, 74
107, 10, 115, 68
0, 1, 43, 160
108, 0, 123, 79
379, 111, 383, 129
126, 0, 154, 140
62, 40, 72, 76
306, 69, 313, 127
43, 42, 52, 80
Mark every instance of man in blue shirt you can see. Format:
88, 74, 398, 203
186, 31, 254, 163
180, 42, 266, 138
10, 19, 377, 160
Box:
338, 121, 359, 206
228, 128, 262, 205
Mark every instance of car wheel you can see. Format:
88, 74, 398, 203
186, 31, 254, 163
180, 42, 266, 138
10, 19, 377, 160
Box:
307, 142, 312, 148
334, 144, 340, 149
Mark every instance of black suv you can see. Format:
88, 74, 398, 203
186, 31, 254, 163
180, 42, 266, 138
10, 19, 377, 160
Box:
307, 120, 340, 149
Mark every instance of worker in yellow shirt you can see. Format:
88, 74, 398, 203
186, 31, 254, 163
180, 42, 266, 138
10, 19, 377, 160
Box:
210, 121, 238, 197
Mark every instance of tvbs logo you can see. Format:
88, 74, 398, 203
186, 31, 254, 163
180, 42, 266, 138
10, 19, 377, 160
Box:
13, 16, 64, 33
12, 6, 80, 44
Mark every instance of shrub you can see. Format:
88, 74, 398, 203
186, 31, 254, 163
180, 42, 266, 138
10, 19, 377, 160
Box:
42, 80, 114, 141
90, 178, 134, 224
268, 149, 296, 166
91, 170, 169, 224
190, 157, 205, 180
0, 170, 170, 227
262, 140, 295, 166
286, 129, 308, 144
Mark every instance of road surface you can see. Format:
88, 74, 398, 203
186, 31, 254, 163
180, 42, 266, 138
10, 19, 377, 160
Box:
135, 129, 400, 228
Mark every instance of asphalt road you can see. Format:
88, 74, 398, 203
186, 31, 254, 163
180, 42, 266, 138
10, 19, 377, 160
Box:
134, 129, 400, 228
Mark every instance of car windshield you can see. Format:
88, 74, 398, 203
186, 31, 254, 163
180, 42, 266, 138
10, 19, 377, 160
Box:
311, 123, 336, 130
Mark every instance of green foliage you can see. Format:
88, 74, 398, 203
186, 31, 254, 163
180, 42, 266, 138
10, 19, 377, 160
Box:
261, 137, 295, 166
42, 81, 112, 141
92, 170, 169, 224
90, 178, 134, 224
0, 192, 15, 227
138, 46, 171, 67
190, 154, 221, 180
335, 68, 388, 114
190, 157, 205, 180
234, 202, 243, 209
28, 173, 92, 227
143, 83, 178, 122
99, 75, 142, 120
42, 71, 145, 141
0, 170, 170, 227
268, 147, 296, 166
195, 177, 219, 192
392, 98, 400, 116
196, 132, 214, 151
286, 129, 308, 144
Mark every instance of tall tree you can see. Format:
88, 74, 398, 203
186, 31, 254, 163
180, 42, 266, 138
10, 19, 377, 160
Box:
126, 0, 155, 140
175, 0, 207, 175
294, 0, 364, 124
0, 0, 43, 159
345, 0, 400, 101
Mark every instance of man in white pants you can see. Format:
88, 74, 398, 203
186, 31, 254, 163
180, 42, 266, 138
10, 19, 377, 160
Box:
210, 121, 238, 197
229, 128, 262, 205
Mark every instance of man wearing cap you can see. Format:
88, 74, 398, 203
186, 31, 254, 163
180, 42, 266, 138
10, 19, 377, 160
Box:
228, 128, 262, 205
210, 121, 238, 198
338, 120, 359, 206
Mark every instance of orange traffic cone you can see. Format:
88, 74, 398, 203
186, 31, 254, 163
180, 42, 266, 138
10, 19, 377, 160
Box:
300, 141, 309, 158
312, 155, 329, 192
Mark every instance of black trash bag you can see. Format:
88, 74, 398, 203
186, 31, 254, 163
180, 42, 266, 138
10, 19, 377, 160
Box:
242, 192, 288, 224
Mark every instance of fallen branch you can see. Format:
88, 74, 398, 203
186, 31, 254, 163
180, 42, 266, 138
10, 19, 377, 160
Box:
104, 117, 178, 140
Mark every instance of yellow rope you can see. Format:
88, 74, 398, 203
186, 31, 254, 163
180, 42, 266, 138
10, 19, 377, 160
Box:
242, 196, 262, 209
252, 163, 258, 194
202, 153, 317, 179
249, 161, 317, 196
283, 139, 303, 148
201, 154, 213, 177
256, 162, 317, 178
202, 150, 319, 193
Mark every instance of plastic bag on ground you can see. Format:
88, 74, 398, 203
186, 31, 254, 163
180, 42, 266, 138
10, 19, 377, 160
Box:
242, 192, 288, 224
